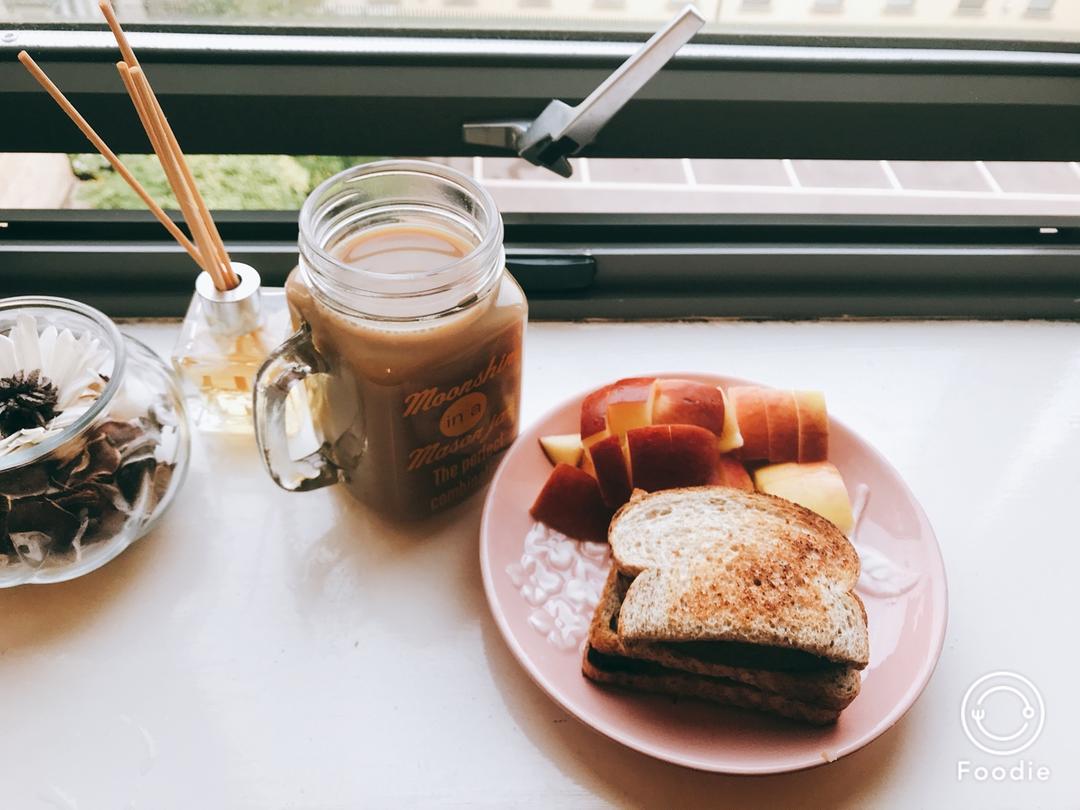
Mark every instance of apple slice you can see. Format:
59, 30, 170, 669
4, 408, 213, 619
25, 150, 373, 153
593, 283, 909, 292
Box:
752, 461, 853, 534
579, 449, 596, 478
529, 463, 613, 542
715, 387, 743, 453
605, 377, 657, 437
651, 378, 727, 436
794, 390, 828, 462
763, 389, 799, 463
716, 456, 753, 491
587, 434, 633, 508
580, 384, 614, 449
538, 433, 583, 467
729, 386, 769, 460
626, 424, 720, 492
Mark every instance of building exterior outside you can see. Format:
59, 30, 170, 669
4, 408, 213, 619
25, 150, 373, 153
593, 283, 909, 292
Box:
2, 0, 1076, 39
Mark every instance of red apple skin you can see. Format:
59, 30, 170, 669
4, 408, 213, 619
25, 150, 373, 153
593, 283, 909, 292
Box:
651, 379, 727, 436
529, 463, 613, 542
716, 456, 754, 492
626, 424, 720, 492
730, 386, 770, 460
588, 434, 633, 508
794, 390, 829, 462
763, 389, 799, 463
580, 384, 614, 445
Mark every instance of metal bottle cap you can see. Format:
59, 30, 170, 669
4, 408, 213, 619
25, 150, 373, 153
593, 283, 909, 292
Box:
195, 263, 262, 335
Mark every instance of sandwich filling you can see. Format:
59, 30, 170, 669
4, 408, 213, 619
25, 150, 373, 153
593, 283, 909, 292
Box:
661, 640, 834, 673
586, 646, 760, 692
611, 576, 838, 673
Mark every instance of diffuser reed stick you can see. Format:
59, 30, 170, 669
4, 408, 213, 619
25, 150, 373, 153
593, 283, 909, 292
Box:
18, 0, 239, 291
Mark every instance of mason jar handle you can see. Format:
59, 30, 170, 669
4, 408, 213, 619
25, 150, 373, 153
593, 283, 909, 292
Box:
253, 323, 342, 492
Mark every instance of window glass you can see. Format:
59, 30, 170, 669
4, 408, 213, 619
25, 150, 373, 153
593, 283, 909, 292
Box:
1, 0, 1076, 41
3, 153, 1080, 217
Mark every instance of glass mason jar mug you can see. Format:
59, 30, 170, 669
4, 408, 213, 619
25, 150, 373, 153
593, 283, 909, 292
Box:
254, 160, 527, 519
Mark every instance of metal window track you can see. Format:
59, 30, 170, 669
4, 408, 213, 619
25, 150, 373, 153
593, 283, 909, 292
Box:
2, 210, 1077, 319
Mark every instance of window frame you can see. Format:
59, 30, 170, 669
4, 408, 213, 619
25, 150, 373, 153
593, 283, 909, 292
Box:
3, 209, 1078, 319
2, 24, 1080, 320
2, 27, 1080, 158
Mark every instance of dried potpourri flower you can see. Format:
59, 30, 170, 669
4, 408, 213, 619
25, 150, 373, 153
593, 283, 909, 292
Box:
0, 370, 61, 436
0, 313, 110, 460
0, 314, 175, 568
0, 415, 176, 566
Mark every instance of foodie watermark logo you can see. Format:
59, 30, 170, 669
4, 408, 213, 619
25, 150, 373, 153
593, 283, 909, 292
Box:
957, 670, 1050, 783
961, 671, 1044, 756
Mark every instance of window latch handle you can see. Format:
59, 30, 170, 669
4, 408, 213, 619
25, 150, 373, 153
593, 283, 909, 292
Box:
462, 4, 705, 178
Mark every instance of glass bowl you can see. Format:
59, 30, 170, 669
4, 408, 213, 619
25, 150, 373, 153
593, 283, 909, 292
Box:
0, 297, 190, 586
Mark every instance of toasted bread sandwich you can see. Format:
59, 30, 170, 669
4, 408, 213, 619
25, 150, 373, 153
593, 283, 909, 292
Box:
583, 570, 848, 724
582, 487, 869, 724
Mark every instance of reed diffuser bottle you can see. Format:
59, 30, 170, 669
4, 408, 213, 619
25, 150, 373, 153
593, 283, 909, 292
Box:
172, 265, 290, 433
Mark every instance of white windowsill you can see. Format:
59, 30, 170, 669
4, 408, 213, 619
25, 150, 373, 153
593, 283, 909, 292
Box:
1, 318, 1077, 807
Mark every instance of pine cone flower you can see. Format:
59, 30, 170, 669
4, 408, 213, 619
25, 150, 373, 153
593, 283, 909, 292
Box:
0, 370, 61, 437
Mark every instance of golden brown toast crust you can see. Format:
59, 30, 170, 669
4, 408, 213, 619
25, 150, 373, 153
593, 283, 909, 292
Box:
587, 568, 861, 710
609, 487, 869, 668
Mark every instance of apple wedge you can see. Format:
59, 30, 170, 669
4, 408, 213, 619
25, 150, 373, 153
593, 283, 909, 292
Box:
716, 455, 754, 492
538, 433, 583, 467
605, 377, 657, 437
529, 463, 613, 542
763, 388, 799, 463
794, 390, 829, 462
626, 424, 720, 492
588, 434, 633, 508
579, 450, 596, 478
580, 384, 614, 449
651, 378, 726, 436
752, 461, 853, 534
715, 387, 743, 453
729, 386, 769, 460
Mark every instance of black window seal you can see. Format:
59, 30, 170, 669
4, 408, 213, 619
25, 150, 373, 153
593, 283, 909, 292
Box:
3, 209, 1077, 320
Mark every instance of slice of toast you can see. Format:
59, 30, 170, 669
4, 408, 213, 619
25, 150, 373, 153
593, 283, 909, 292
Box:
609, 487, 869, 668
582, 645, 841, 726
588, 568, 861, 711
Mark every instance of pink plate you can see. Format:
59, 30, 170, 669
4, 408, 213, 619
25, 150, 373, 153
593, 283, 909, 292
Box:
480, 373, 948, 774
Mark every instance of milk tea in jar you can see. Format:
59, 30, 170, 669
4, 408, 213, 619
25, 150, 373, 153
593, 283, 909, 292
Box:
253, 161, 526, 519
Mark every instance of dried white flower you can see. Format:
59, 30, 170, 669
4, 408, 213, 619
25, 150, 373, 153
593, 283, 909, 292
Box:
0, 313, 111, 460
